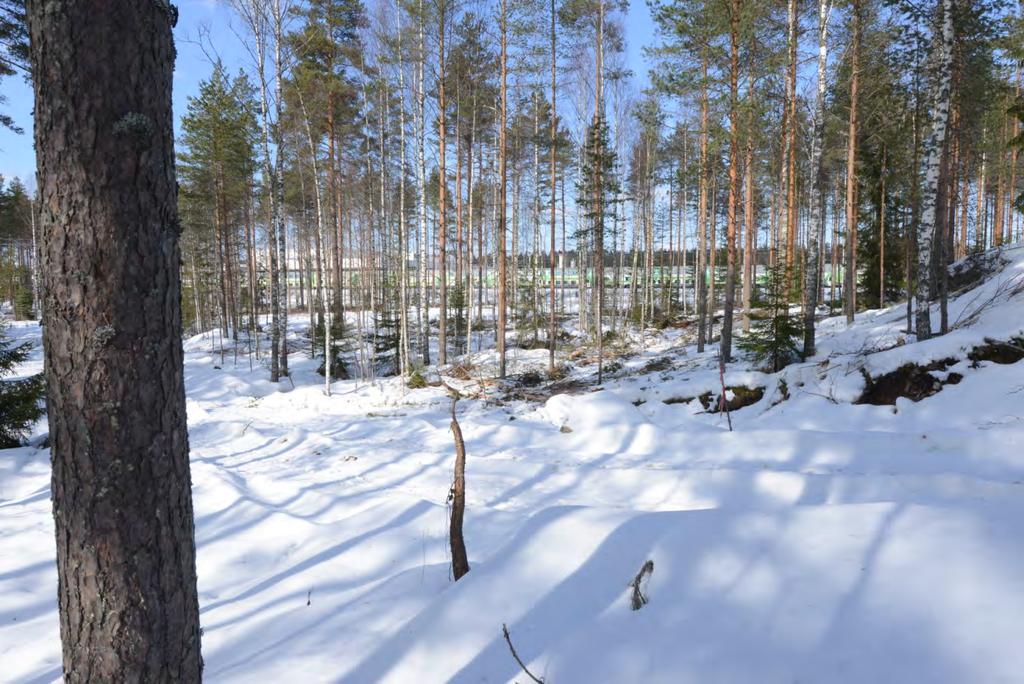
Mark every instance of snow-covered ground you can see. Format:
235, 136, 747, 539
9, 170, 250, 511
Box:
2, 247, 1024, 683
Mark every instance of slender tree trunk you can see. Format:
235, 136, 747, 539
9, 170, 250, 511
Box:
438, 0, 448, 365
879, 146, 887, 306
785, 0, 798, 287
29, 2, 202, 678
709, 171, 718, 341
977, 147, 986, 251
802, 0, 829, 357
397, 22, 411, 376
916, 0, 954, 340
742, 111, 755, 333
992, 120, 1006, 248
498, 0, 508, 377
298, 92, 332, 395
549, 0, 558, 373
697, 52, 710, 351
417, 0, 430, 365
272, 0, 288, 377
721, 0, 741, 362
1011, 64, 1021, 243
595, 0, 606, 383
843, 0, 860, 323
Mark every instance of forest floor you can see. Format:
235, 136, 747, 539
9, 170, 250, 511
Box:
3, 246, 1024, 683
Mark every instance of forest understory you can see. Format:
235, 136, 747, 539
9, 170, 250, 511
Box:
1, 245, 1023, 683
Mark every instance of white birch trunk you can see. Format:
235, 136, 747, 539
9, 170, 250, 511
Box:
915, 0, 954, 340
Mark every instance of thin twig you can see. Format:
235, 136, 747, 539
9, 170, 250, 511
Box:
502, 623, 544, 684
718, 354, 733, 431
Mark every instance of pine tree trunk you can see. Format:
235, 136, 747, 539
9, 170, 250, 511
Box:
29, 2, 203, 678
549, 0, 558, 374
742, 117, 755, 333
721, 0, 741, 363
879, 147, 887, 306
843, 0, 860, 323
696, 53, 710, 352
498, 0, 508, 378
438, 0, 448, 366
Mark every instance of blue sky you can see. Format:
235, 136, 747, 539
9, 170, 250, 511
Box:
0, 0, 654, 191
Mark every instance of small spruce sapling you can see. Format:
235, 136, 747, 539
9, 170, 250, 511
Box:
0, 322, 45, 448
738, 264, 803, 372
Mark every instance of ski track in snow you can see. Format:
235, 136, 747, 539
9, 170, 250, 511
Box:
2, 247, 1024, 682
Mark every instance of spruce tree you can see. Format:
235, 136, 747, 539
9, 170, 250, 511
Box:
738, 264, 803, 372
0, 321, 43, 448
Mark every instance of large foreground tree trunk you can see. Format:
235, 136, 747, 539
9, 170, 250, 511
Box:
28, 2, 203, 680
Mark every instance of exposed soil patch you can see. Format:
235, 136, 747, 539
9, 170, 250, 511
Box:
968, 337, 1024, 366
641, 356, 675, 373
856, 358, 957, 405
663, 385, 765, 412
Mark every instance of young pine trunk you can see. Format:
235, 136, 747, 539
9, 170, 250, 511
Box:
497, 0, 509, 378
843, 0, 860, 324
721, 0, 741, 363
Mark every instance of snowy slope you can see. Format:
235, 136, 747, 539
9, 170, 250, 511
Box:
2, 247, 1023, 683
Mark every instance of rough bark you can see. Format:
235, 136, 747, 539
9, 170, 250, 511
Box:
28, 1, 203, 679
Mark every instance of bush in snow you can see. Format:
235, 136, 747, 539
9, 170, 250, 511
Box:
0, 322, 45, 448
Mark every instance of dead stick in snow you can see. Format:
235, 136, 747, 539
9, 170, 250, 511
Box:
630, 559, 655, 610
502, 623, 544, 683
447, 389, 470, 581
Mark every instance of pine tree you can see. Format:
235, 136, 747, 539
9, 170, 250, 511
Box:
178, 62, 259, 340
28, 1, 203, 677
0, 0, 27, 132
577, 110, 618, 382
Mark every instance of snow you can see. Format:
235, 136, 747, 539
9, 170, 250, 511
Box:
2, 247, 1024, 682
